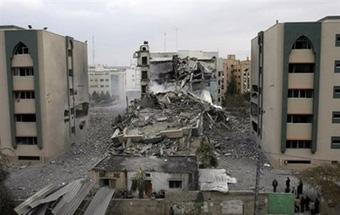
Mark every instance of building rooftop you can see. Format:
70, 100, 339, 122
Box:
93, 155, 198, 173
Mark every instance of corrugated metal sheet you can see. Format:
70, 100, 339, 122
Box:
30, 179, 82, 208
51, 179, 84, 214
83, 187, 114, 215
53, 179, 94, 215
15, 183, 58, 215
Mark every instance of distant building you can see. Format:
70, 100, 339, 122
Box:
88, 65, 126, 104
133, 41, 220, 105
0, 25, 89, 162
223, 55, 251, 96
90, 155, 198, 196
251, 16, 340, 168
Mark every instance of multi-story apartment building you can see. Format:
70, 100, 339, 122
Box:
133, 41, 220, 105
125, 63, 141, 104
223, 55, 251, 95
88, 65, 126, 104
0, 25, 89, 162
251, 16, 340, 168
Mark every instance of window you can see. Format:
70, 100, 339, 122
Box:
14, 91, 35, 99
141, 71, 148, 80
252, 121, 258, 132
332, 112, 340, 123
169, 180, 182, 189
100, 79, 104, 82
335, 61, 340, 73
336, 34, 340, 47
334, 86, 340, 98
251, 103, 258, 116
12, 67, 34, 76
142, 56, 148, 65
141, 85, 147, 93
69, 69, 73, 77
292, 36, 313, 49
67, 49, 72, 56
286, 140, 311, 148
285, 160, 311, 164
289, 64, 314, 73
16, 136, 37, 145
288, 89, 313, 98
69, 88, 74, 95
15, 114, 36, 122
18, 156, 40, 161
105, 79, 109, 81
331, 137, 340, 149
71, 126, 75, 133
14, 42, 29, 55
287, 114, 313, 123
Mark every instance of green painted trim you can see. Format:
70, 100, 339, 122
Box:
281, 23, 321, 153
5, 30, 43, 149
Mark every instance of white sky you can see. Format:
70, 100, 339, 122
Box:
0, 0, 339, 65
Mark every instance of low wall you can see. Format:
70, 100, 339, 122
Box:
108, 191, 268, 215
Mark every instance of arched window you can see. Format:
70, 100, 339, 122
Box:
14, 42, 29, 55
292, 36, 313, 49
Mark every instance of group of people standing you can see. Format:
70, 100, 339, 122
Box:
272, 178, 320, 214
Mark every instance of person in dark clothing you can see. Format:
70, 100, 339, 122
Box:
297, 180, 303, 198
314, 198, 320, 214
272, 179, 278, 192
305, 196, 311, 211
300, 196, 305, 213
286, 177, 291, 190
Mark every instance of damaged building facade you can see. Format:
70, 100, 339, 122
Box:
0, 25, 89, 162
133, 41, 221, 105
251, 16, 340, 168
90, 155, 198, 196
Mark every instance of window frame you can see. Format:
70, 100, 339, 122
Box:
331, 136, 340, 149
335, 60, 340, 73
332, 111, 340, 123
336, 34, 340, 47
334, 86, 340, 98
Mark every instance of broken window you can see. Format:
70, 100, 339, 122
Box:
331, 136, 340, 149
14, 91, 35, 99
69, 69, 73, 77
252, 121, 258, 132
251, 103, 258, 116
142, 56, 148, 65
292, 36, 313, 49
287, 114, 313, 123
169, 180, 182, 189
16, 136, 37, 145
69, 88, 74, 95
15, 114, 36, 122
288, 64, 314, 73
332, 112, 340, 123
286, 140, 311, 148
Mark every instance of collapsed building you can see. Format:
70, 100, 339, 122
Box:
133, 41, 221, 106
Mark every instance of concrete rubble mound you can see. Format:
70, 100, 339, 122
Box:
109, 90, 262, 162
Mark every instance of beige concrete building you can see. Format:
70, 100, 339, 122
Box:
223, 55, 250, 96
0, 25, 89, 162
251, 16, 340, 168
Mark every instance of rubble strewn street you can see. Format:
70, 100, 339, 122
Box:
5, 106, 123, 200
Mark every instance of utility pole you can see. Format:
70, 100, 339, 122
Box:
164, 32, 167, 52
254, 142, 261, 215
92, 35, 95, 66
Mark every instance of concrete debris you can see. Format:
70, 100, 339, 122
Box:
199, 169, 237, 193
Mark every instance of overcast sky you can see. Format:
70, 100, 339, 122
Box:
0, 0, 339, 66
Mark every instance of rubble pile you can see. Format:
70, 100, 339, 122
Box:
109, 91, 259, 161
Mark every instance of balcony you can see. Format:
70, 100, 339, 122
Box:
14, 99, 36, 113
289, 49, 315, 63
11, 54, 33, 67
288, 73, 314, 89
13, 76, 34, 90
16, 122, 37, 136
287, 98, 313, 114
286, 123, 312, 140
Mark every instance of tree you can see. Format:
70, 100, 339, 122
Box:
130, 169, 145, 198
196, 137, 218, 168
0, 149, 15, 214
227, 74, 238, 96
